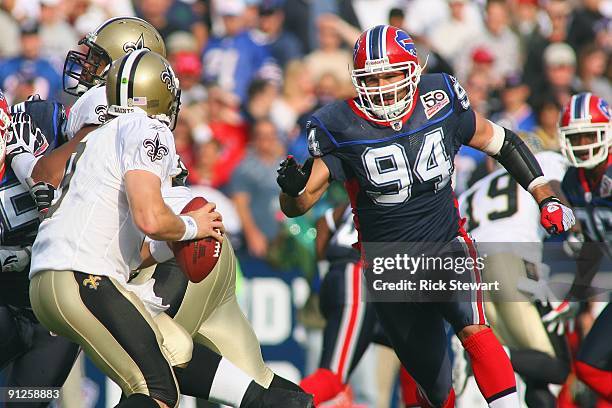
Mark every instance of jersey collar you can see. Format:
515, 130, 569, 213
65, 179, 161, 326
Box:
347, 89, 419, 130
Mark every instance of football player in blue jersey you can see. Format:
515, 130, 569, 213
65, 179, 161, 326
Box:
0, 92, 81, 408
551, 92, 611, 402
278, 25, 575, 408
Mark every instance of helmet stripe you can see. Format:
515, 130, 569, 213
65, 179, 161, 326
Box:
115, 51, 131, 107
127, 50, 147, 100
380, 25, 388, 59
370, 25, 383, 60
583, 92, 592, 121
118, 49, 146, 107
574, 93, 585, 121
364, 30, 372, 61
367, 27, 374, 60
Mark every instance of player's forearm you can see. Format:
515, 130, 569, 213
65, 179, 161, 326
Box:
133, 202, 188, 241
30, 125, 94, 186
279, 192, 313, 217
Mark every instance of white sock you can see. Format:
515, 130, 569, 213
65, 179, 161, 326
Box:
209, 358, 253, 407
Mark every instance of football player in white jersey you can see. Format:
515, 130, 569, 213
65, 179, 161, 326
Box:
458, 151, 572, 407
50, 16, 303, 397
29, 50, 216, 408
19, 17, 309, 406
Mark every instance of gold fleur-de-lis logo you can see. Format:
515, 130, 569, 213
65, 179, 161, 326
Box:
143, 133, 169, 162
123, 33, 150, 53
83, 275, 101, 290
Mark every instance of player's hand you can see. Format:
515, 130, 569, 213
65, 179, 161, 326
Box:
26, 177, 55, 218
6, 112, 40, 160
0, 246, 31, 273
539, 196, 575, 234
187, 202, 225, 242
277, 156, 314, 197
542, 300, 579, 335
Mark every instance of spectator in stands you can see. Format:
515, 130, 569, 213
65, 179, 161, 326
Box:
430, 0, 483, 70
39, 0, 79, 72
532, 42, 580, 108
137, 0, 207, 51
491, 73, 536, 133
577, 44, 612, 103
0, 4, 20, 58
243, 78, 278, 124
170, 49, 207, 106
567, 0, 607, 51
270, 60, 316, 143
203, 0, 278, 103
526, 97, 562, 152
256, 0, 303, 69
304, 15, 352, 88
523, 0, 571, 92
512, 0, 540, 43
230, 119, 285, 258
0, 21, 62, 103
388, 7, 404, 29
464, 69, 493, 116
191, 139, 223, 187
462, 0, 520, 84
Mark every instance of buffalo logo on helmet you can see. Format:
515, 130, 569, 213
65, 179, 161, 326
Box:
123, 33, 150, 54
143, 133, 169, 162
598, 98, 611, 120
394, 31, 417, 57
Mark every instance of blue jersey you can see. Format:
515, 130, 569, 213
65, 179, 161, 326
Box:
307, 73, 476, 244
562, 161, 612, 255
0, 100, 66, 246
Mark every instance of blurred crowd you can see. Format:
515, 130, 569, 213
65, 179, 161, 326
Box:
0, 0, 610, 264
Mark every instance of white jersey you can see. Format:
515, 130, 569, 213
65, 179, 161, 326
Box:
458, 151, 568, 263
65, 85, 107, 139
30, 112, 177, 283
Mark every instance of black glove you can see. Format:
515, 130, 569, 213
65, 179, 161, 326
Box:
277, 156, 314, 197
26, 177, 55, 217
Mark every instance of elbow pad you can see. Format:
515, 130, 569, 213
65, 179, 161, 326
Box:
493, 128, 545, 192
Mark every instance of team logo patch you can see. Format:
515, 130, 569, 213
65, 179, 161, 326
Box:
95, 105, 106, 123
83, 275, 101, 290
420, 90, 450, 119
394, 31, 417, 57
600, 174, 612, 198
123, 33, 150, 54
143, 133, 169, 162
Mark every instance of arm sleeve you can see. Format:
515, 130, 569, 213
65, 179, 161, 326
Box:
306, 119, 346, 181
446, 74, 476, 148
119, 120, 175, 182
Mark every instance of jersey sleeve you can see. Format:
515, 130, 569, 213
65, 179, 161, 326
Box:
65, 86, 106, 140
446, 74, 476, 147
306, 119, 346, 181
119, 117, 176, 182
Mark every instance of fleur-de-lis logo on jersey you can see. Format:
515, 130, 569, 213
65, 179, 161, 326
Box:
95, 105, 106, 123
83, 275, 101, 290
123, 33, 150, 54
143, 134, 169, 162
160, 65, 177, 92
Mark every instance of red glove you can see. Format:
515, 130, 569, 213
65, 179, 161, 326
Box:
540, 196, 575, 234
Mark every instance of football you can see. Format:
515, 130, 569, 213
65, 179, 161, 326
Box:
172, 197, 222, 283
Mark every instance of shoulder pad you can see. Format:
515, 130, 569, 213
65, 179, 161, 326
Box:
10, 99, 68, 148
